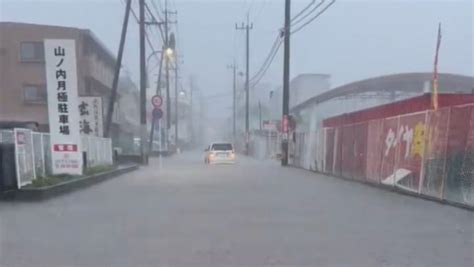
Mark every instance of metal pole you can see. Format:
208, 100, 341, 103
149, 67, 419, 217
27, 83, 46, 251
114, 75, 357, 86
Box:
281, 0, 291, 166
227, 63, 237, 142
232, 63, 236, 141
190, 78, 193, 146
139, 0, 148, 164
165, 0, 171, 147
149, 49, 164, 151
245, 16, 252, 155
105, 0, 131, 137
174, 52, 179, 148
235, 17, 252, 155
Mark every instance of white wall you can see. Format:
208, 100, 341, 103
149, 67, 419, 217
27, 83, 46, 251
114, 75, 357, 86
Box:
290, 74, 331, 108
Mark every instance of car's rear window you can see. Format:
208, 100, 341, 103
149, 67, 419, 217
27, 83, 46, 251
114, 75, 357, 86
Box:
211, 143, 233, 151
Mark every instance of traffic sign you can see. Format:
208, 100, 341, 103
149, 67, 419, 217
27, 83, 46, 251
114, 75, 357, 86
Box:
153, 108, 163, 120
151, 95, 163, 108
282, 115, 289, 133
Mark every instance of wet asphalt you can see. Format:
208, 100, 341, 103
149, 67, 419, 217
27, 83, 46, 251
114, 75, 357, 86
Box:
1, 151, 473, 267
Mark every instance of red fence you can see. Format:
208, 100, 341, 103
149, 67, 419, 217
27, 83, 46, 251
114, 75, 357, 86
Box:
321, 104, 474, 206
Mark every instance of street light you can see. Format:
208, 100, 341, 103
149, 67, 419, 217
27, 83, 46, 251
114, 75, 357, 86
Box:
165, 47, 174, 57
179, 90, 186, 97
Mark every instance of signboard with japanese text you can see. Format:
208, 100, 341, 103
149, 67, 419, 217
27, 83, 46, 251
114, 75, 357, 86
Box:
263, 120, 278, 131
79, 97, 104, 137
44, 39, 83, 175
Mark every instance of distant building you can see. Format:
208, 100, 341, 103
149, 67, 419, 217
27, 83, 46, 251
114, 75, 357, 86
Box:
114, 75, 140, 153
290, 72, 474, 132
0, 22, 116, 132
267, 73, 331, 122
289, 74, 331, 108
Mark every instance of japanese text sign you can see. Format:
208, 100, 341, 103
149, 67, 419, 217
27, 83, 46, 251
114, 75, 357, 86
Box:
44, 39, 83, 175
79, 97, 104, 137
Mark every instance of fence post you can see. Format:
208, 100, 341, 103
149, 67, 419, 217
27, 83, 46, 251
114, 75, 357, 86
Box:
418, 111, 430, 193
30, 131, 36, 180
109, 138, 113, 165
40, 133, 45, 177
101, 138, 106, 165
439, 107, 452, 200
13, 129, 21, 188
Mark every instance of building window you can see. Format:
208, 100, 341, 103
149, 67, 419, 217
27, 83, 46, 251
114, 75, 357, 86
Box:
20, 42, 44, 61
23, 85, 47, 103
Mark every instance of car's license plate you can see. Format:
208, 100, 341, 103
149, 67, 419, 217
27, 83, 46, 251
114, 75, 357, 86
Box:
217, 152, 227, 158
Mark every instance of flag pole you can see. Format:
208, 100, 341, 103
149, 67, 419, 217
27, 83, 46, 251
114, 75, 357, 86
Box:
432, 22, 442, 110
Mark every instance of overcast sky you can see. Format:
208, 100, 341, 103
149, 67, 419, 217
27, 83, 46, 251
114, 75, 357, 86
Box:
1, 0, 473, 116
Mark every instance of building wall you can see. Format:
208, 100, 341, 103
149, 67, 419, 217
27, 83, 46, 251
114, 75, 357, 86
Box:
0, 22, 114, 131
288, 96, 474, 207
290, 74, 331, 108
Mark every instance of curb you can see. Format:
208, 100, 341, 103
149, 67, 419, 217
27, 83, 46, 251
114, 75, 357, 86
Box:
289, 165, 474, 212
0, 164, 139, 201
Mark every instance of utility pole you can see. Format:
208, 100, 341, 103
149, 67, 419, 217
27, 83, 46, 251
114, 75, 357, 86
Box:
227, 62, 237, 141
165, 0, 171, 147
258, 100, 262, 131
139, 0, 148, 164
148, 48, 164, 152
235, 15, 253, 155
105, 0, 131, 138
281, 0, 291, 166
174, 51, 179, 148
189, 77, 193, 146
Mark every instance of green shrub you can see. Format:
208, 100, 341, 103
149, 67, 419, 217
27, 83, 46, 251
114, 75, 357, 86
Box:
25, 165, 114, 188
84, 165, 114, 175
29, 175, 77, 187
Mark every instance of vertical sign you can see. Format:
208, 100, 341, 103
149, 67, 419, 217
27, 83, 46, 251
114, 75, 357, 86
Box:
14, 128, 36, 187
281, 115, 289, 140
79, 96, 104, 136
44, 39, 83, 175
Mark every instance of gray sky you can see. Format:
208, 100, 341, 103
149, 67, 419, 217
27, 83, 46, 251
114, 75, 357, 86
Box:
1, 0, 473, 115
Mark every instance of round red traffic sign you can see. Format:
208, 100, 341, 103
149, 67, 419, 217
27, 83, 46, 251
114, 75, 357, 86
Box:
151, 95, 163, 107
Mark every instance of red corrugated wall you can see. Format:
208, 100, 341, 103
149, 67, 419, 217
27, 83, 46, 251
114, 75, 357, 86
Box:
323, 94, 474, 128
321, 94, 474, 206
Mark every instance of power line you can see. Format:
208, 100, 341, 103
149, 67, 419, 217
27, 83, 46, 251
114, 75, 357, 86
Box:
249, 35, 281, 82
247, 0, 257, 15
122, 0, 160, 62
248, 1, 321, 88
248, 0, 334, 89
252, 0, 269, 25
145, 2, 160, 23
157, 0, 164, 13
149, 0, 164, 22
144, 1, 166, 42
144, 5, 163, 43
292, 0, 336, 34
292, 0, 325, 26
250, 39, 282, 87
291, 0, 320, 24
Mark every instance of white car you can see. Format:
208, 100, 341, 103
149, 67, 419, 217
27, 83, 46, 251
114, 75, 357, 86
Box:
204, 142, 236, 164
